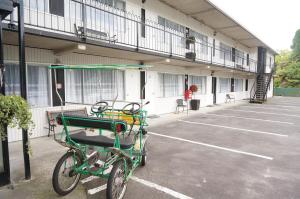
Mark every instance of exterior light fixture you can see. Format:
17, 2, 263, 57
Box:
207, 65, 211, 69
78, 44, 86, 51
165, 58, 170, 63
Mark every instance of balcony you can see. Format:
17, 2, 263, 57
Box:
4, 0, 257, 73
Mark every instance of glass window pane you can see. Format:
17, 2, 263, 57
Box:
83, 70, 124, 104
65, 70, 83, 103
189, 75, 206, 94
27, 65, 50, 107
159, 73, 183, 97
219, 78, 230, 93
4, 63, 20, 96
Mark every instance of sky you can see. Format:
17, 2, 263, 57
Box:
209, 0, 300, 51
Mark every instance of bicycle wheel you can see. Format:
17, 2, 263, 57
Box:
52, 152, 82, 196
106, 160, 128, 199
141, 142, 147, 166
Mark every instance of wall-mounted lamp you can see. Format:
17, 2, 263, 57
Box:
142, 0, 146, 3
211, 70, 215, 76
213, 31, 217, 37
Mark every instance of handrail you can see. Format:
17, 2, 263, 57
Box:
4, 0, 258, 72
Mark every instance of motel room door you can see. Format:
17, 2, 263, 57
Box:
212, 77, 217, 104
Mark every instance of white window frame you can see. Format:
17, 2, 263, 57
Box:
219, 77, 231, 93
159, 73, 184, 98
188, 75, 207, 95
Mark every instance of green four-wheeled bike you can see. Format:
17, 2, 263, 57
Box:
49, 64, 150, 199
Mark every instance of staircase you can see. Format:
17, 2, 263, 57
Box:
250, 69, 274, 104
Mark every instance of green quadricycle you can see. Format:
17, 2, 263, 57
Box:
49, 64, 151, 199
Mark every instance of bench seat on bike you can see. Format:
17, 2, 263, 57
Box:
56, 114, 132, 148
70, 131, 133, 149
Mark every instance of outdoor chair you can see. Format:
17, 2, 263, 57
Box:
176, 99, 187, 113
225, 94, 235, 103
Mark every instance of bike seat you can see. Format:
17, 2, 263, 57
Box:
70, 131, 133, 149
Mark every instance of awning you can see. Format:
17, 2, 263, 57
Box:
158, 0, 277, 54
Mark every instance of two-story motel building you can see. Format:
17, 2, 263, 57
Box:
2, 0, 276, 142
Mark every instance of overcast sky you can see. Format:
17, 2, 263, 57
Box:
209, 0, 300, 51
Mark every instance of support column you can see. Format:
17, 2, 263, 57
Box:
18, 1, 31, 180
0, 19, 11, 187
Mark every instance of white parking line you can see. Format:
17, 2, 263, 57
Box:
131, 176, 193, 199
266, 103, 300, 108
225, 109, 300, 118
178, 120, 288, 137
149, 132, 273, 160
241, 105, 298, 112
81, 176, 98, 184
83, 176, 194, 199
200, 113, 294, 125
88, 184, 107, 195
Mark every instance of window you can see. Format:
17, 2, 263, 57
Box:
219, 78, 230, 93
4, 63, 20, 96
4, 63, 50, 108
236, 49, 244, 66
27, 65, 51, 107
189, 76, 206, 94
158, 16, 185, 33
190, 30, 208, 55
65, 69, 125, 104
159, 73, 184, 97
220, 43, 231, 61
99, 0, 125, 9
235, 79, 243, 92
49, 0, 64, 17
65, 70, 83, 103
245, 79, 248, 91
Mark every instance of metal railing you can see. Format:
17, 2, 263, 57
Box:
4, 0, 257, 72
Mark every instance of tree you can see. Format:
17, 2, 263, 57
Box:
291, 29, 300, 61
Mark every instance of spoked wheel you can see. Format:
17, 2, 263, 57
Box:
107, 160, 128, 199
52, 152, 82, 196
141, 142, 147, 166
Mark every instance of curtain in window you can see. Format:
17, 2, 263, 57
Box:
235, 79, 243, 92
65, 70, 83, 103
219, 78, 230, 93
159, 73, 184, 97
27, 65, 50, 107
189, 76, 206, 94
236, 49, 244, 66
220, 43, 231, 61
4, 63, 20, 96
83, 70, 124, 104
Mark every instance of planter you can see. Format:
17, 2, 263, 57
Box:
190, 99, 200, 110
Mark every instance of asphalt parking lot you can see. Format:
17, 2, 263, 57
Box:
81, 97, 300, 199
1, 97, 300, 199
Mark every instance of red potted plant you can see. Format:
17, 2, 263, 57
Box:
189, 85, 200, 110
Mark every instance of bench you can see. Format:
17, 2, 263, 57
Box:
56, 113, 131, 149
225, 94, 235, 103
74, 24, 117, 43
46, 108, 88, 137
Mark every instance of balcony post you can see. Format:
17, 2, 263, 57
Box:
169, 33, 172, 56
136, 21, 139, 50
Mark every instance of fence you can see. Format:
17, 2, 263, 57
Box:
274, 88, 300, 97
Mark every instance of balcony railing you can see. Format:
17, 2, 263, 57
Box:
4, 0, 257, 73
